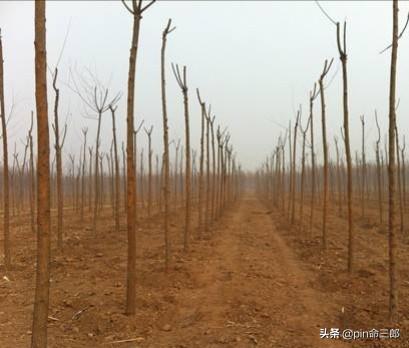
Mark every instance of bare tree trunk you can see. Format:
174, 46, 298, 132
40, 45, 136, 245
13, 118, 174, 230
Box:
99, 154, 104, 210
375, 112, 383, 224
173, 141, 179, 208
29, 113, 36, 234
395, 126, 403, 233
172, 64, 191, 250
334, 137, 342, 216
337, 21, 353, 273
299, 119, 310, 226
50, 157, 55, 210
355, 151, 360, 215
205, 113, 210, 231
197, 90, 205, 237
75, 163, 80, 213
121, 142, 125, 211
179, 145, 184, 209
20, 139, 29, 213
288, 122, 292, 219
108, 150, 114, 217
80, 128, 88, 223
216, 129, 222, 219
144, 126, 153, 219
388, 0, 398, 321
52, 68, 66, 249
156, 154, 160, 212
382, 151, 386, 206
110, 106, 120, 233
88, 147, 93, 213
360, 115, 366, 217
14, 148, 21, 215
92, 112, 102, 233
309, 85, 318, 231
140, 148, 145, 211
11, 152, 16, 217
402, 139, 406, 211
290, 112, 299, 224
124, 7, 139, 314
20, 140, 29, 213
319, 58, 333, 249
210, 117, 216, 223
220, 139, 227, 214
69, 154, 75, 211
281, 143, 286, 211
32, 2, 51, 346
0, 29, 10, 269
161, 19, 174, 271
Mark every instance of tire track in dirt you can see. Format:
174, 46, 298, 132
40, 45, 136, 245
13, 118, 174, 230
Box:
148, 194, 346, 347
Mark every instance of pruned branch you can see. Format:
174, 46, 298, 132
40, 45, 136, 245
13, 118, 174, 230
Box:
336, 21, 347, 58
163, 18, 176, 38
144, 125, 153, 136
172, 63, 187, 92
121, 0, 134, 15
310, 82, 319, 101
380, 12, 409, 54
196, 88, 204, 105
375, 109, 381, 144
314, 0, 337, 26
320, 58, 334, 81
141, 0, 156, 13
134, 119, 145, 134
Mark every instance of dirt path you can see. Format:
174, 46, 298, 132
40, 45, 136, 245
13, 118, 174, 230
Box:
146, 194, 346, 347
1, 195, 349, 347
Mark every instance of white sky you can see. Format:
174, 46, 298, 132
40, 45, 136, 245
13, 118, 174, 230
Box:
1, 1, 409, 171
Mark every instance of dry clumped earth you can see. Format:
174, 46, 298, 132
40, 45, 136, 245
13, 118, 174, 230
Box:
1, 194, 409, 347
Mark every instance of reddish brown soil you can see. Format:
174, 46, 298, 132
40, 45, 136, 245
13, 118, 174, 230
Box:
1, 195, 408, 347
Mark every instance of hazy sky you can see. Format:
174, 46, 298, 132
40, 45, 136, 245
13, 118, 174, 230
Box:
1, 1, 409, 171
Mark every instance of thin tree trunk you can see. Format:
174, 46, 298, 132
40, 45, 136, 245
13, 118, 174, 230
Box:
140, 148, 145, 211
29, 113, 36, 234
197, 91, 205, 237
300, 123, 309, 225
108, 150, 114, 217
334, 137, 342, 216
210, 117, 216, 224
92, 112, 102, 233
144, 126, 153, 219
88, 147, 93, 213
173, 64, 191, 250
161, 19, 174, 271
80, 128, 87, 223
402, 140, 406, 211
388, 0, 398, 321
110, 106, 120, 233
174, 141, 179, 208
395, 126, 403, 233
309, 85, 318, 232
360, 115, 366, 217
319, 59, 333, 249
290, 112, 299, 224
52, 68, 66, 248
121, 142, 126, 212
32, 2, 51, 346
0, 29, 10, 269
375, 112, 383, 224
337, 21, 353, 273
205, 113, 210, 231
124, 8, 139, 313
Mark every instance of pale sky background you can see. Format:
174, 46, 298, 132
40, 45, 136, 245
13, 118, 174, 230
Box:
1, 1, 409, 171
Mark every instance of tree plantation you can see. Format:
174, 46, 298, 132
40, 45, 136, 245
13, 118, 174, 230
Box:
1, 1, 409, 347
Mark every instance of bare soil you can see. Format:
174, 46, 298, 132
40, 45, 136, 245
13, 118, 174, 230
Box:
1, 194, 409, 347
